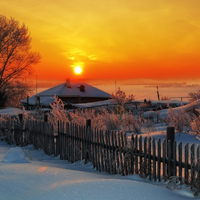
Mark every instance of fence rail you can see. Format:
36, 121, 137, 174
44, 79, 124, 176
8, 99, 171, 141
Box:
0, 119, 199, 184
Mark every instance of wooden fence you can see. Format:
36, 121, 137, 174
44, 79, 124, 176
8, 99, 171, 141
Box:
0, 119, 200, 184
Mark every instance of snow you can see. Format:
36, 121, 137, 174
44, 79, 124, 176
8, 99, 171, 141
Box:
0, 101, 200, 199
2, 147, 30, 163
142, 99, 200, 119
21, 82, 111, 106
0, 140, 196, 200
0, 107, 25, 116
150, 100, 189, 107
72, 99, 114, 108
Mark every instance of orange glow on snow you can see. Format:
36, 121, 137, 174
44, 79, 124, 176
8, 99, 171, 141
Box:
37, 167, 47, 173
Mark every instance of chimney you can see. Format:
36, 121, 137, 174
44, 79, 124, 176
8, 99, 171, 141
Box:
79, 85, 85, 92
65, 78, 71, 88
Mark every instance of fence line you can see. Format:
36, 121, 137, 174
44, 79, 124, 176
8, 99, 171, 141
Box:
0, 119, 199, 184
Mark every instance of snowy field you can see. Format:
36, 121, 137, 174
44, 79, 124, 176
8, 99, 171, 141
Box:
0, 101, 200, 199
0, 139, 197, 200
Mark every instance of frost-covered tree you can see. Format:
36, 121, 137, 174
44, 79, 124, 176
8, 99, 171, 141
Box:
48, 96, 69, 126
111, 87, 135, 116
0, 15, 41, 107
111, 87, 135, 106
190, 116, 200, 135
188, 90, 200, 102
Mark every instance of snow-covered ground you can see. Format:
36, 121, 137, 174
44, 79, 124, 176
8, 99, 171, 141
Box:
0, 139, 197, 200
0, 101, 200, 199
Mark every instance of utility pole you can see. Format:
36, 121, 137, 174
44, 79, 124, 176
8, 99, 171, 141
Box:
157, 86, 160, 101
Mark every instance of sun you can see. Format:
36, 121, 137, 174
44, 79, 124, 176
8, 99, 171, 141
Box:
74, 66, 82, 74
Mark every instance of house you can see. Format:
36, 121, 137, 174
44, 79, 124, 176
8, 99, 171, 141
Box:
21, 80, 111, 109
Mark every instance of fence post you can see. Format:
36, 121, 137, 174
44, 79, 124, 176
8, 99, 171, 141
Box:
166, 126, 175, 177
18, 114, 24, 146
85, 119, 91, 164
167, 127, 175, 158
44, 114, 48, 122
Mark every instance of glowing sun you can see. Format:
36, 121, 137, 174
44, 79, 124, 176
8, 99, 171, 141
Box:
74, 66, 82, 74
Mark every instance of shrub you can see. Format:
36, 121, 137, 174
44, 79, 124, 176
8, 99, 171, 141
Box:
188, 90, 200, 102
121, 111, 141, 133
104, 113, 120, 131
190, 116, 200, 135
167, 108, 191, 133
47, 96, 69, 129
111, 87, 135, 106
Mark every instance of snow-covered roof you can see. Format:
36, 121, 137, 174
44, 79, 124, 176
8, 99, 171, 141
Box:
36, 82, 110, 98
21, 82, 111, 106
150, 100, 189, 106
72, 100, 114, 108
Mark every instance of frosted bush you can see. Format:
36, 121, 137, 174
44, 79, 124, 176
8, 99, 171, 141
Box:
188, 90, 200, 102
111, 87, 135, 116
142, 118, 156, 135
104, 113, 120, 131
167, 108, 191, 133
121, 111, 141, 133
45, 95, 144, 132
190, 116, 200, 135
48, 96, 69, 127
111, 87, 135, 106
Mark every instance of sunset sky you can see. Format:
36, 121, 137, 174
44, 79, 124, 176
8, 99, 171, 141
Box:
1, 0, 200, 85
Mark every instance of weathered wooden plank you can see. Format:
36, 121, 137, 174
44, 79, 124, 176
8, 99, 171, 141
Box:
190, 143, 195, 184
66, 122, 69, 161
116, 132, 120, 174
167, 140, 172, 179
144, 137, 147, 177
94, 128, 98, 171
123, 132, 129, 175
103, 131, 107, 172
108, 131, 112, 174
121, 131, 126, 176
139, 136, 143, 176
135, 135, 138, 174
185, 143, 189, 183
81, 125, 84, 160
112, 131, 116, 174
69, 123, 73, 163
100, 130, 104, 172
118, 132, 123, 175
75, 123, 79, 161
157, 138, 161, 182
163, 139, 166, 180
91, 129, 96, 168
109, 131, 114, 174
153, 138, 156, 181
59, 121, 63, 160
178, 142, 182, 183
173, 141, 177, 177
105, 130, 109, 173
148, 137, 151, 180
131, 135, 134, 175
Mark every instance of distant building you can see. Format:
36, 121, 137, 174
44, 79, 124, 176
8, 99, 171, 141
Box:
21, 80, 111, 109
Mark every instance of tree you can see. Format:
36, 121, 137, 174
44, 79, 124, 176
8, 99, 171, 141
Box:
111, 87, 135, 106
188, 90, 200, 102
111, 87, 135, 116
0, 15, 41, 107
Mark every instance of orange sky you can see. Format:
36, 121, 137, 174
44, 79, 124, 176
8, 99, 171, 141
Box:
1, 0, 200, 84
